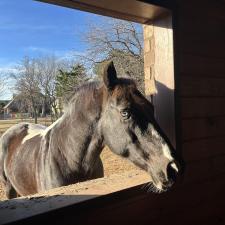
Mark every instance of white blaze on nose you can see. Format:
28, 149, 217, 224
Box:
171, 162, 179, 172
163, 145, 179, 173
162, 144, 173, 161
151, 127, 175, 162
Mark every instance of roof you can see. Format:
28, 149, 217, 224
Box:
3, 99, 15, 109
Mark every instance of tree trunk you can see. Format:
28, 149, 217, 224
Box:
34, 108, 38, 124
31, 97, 38, 124
41, 100, 46, 118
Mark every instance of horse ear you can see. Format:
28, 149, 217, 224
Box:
102, 61, 118, 90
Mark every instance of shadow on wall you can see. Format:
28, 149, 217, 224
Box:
148, 80, 175, 147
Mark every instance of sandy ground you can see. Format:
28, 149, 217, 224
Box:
0, 147, 140, 200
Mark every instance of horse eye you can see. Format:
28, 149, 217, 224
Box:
120, 110, 130, 119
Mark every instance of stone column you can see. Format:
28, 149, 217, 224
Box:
143, 24, 157, 97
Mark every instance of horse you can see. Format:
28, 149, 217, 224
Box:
0, 61, 181, 199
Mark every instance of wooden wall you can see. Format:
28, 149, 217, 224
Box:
177, 0, 225, 180
171, 0, 225, 223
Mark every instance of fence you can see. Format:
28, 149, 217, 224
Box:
0, 113, 31, 120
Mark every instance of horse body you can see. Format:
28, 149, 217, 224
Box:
0, 106, 104, 197
0, 61, 181, 199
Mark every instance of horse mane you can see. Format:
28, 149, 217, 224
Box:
63, 80, 101, 105
61, 80, 104, 118
63, 77, 137, 116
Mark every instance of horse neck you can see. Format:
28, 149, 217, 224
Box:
48, 84, 104, 176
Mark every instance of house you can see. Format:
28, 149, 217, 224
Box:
3, 98, 17, 115
0, 100, 10, 114
2, 95, 30, 119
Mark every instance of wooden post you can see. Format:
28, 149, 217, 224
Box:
143, 24, 157, 97
143, 16, 175, 147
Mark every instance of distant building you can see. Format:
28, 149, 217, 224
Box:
0, 100, 10, 114
2, 94, 52, 119
2, 96, 29, 119
3, 99, 16, 115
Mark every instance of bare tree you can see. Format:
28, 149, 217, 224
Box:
0, 74, 8, 98
36, 55, 60, 120
11, 55, 85, 122
11, 56, 42, 124
36, 56, 84, 120
77, 18, 144, 92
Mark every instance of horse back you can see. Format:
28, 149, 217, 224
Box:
0, 123, 44, 196
0, 123, 28, 181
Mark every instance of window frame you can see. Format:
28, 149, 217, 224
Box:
0, 1, 181, 224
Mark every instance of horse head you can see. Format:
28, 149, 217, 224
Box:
100, 61, 181, 192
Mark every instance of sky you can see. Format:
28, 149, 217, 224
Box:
0, 0, 103, 100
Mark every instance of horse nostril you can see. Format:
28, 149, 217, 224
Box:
162, 180, 173, 188
167, 162, 179, 182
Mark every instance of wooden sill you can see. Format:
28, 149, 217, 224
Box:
37, 0, 171, 24
0, 170, 150, 225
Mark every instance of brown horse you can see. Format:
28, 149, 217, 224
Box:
0, 61, 181, 199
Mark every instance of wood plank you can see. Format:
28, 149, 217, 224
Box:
152, 178, 225, 225
0, 171, 150, 224
38, 0, 170, 24
6, 174, 225, 225
178, 14, 225, 36
183, 156, 225, 184
182, 137, 225, 162
176, 1, 225, 58
180, 77, 225, 97
182, 159, 213, 184
181, 97, 225, 118
177, 0, 225, 30
182, 117, 225, 141
179, 35, 225, 59
179, 54, 225, 77
79, 176, 225, 225
154, 186, 225, 225
212, 155, 225, 175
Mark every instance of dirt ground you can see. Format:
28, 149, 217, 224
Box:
0, 119, 140, 200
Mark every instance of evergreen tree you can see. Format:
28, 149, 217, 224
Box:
56, 63, 88, 101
